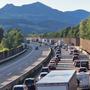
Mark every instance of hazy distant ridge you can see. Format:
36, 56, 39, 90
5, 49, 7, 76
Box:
0, 2, 90, 34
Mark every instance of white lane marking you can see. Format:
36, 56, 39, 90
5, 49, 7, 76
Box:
7, 73, 12, 76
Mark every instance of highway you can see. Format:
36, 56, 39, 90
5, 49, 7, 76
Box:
0, 43, 49, 87
35, 45, 89, 90
56, 47, 89, 90
57, 47, 89, 70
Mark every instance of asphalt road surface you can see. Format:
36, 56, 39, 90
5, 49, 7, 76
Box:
0, 43, 48, 87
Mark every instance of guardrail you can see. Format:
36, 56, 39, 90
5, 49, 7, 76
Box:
0, 47, 53, 90
0, 49, 27, 64
75, 46, 89, 55
0, 46, 27, 64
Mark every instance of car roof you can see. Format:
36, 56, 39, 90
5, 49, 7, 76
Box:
25, 78, 35, 81
40, 72, 48, 75
14, 85, 26, 88
42, 67, 48, 69
79, 67, 87, 69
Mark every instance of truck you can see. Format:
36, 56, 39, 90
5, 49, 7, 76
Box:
36, 70, 77, 90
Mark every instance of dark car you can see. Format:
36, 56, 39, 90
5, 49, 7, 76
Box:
56, 54, 61, 61
73, 56, 79, 61
35, 46, 39, 50
78, 67, 88, 72
73, 49, 79, 55
24, 78, 36, 90
48, 63, 56, 70
50, 57, 59, 65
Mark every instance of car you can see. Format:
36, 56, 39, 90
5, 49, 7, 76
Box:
55, 51, 61, 54
73, 49, 79, 54
13, 85, 27, 90
73, 56, 79, 61
56, 54, 61, 61
48, 63, 56, 70
38, 72, 48, 80
57, 48, 61, 51
69, 46, 74, 54
24, 78, 36, 90
56, 49, 61, 54
70, 50, 73, 55
24, 78, 35, 85
78, 67, 88, 72
41, 67, 49, 73
49, 60, 58, 65
35, 46, 39, 50
74, 60, 80, 67
50, 57, 59, 65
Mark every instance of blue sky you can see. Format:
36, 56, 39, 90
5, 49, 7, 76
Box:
0, 0, 90, 11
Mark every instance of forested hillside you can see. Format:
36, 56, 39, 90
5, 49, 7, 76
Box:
0, 2, 90, 34
41, 18, 90, 40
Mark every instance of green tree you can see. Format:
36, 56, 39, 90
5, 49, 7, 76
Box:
1, 28, 24, 49
80, 18, 90, 39
0, 27, 4, 43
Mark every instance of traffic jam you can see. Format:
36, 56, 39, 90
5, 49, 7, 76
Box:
13, 40, 90, 90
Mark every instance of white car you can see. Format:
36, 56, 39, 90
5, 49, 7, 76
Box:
38, 72, 48, 80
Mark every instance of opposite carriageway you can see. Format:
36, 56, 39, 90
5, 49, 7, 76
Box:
0, 43, 52, 90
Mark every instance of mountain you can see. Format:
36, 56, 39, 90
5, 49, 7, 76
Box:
0, 2, 90, 34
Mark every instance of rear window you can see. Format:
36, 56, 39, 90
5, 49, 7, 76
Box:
14, 87, 24, 90
81, 62, 88, 67
41, 69, 48, 72
79, 68, 87, 72
25, 80, 34, 85
41, 74, 47, 77
75, 62, 80, 67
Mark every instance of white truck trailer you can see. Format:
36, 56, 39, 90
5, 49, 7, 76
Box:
36, 70, 77, 90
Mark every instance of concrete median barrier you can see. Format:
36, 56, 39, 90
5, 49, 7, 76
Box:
0, 48, 52, 90
0, 49, 27, 64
